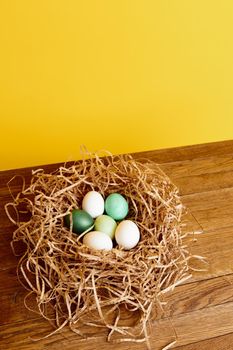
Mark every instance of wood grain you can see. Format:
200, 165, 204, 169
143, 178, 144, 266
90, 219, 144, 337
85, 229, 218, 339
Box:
160, 155, 233, 195
174, 332, 233, 350
1, 139, 233, 350
2, 296, 233, 350
182, 188, 233, 232
132, 139, 233, 163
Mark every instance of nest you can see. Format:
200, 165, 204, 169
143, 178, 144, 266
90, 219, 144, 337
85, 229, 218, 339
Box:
5, 151, 194, 348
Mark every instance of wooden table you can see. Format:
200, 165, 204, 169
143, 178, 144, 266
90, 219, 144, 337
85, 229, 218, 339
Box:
1, 140, 233, 350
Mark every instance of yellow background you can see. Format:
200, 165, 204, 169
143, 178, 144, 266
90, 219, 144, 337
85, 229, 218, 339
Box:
1, 1, 233, 170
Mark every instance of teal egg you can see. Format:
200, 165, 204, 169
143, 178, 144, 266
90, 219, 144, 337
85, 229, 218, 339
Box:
94, 215, 117, 239
65, 209, 94, 234
104, 193, 129, 220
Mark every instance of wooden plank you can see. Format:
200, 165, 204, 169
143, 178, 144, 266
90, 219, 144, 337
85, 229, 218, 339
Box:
132, 139, 233, 164
1, 141, 233, 350
2, 212, 233, 346
169, 302, 233, 348
0, 317, 64, 350
172, 171, 233, 196
3, 146, 233, 203
180, 226, 233, 283
2, 227, 233, 331
3, 267, 233, 327
0, 267, 50, 326
1, 140, 233, 180
160, 155, 233, 178
0, 240, 19, 271
3, 203, 233, 328
0, 216, 201, 326
2, 297, 233, 350
0, 289, 38, 326
1, 144, 231, 248
174, 332, 233, 349
0, 221, 233, 349
182, 188, 233, 232
160, 155, 233, 195
0, 268, 22, 293
1, 141, 233, 203
0, 140, 233, 180
0, 314, 160, 350
164, 273, 233, 317
2, 148, 233, 240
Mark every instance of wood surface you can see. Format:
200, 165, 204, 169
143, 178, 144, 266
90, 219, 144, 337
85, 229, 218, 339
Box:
1, 139, 233, 350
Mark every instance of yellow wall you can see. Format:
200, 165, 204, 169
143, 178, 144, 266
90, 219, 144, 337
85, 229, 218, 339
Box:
1, 1, 233, 170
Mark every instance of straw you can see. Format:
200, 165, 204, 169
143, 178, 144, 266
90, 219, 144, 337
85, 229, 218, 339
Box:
5, 151, 197, 347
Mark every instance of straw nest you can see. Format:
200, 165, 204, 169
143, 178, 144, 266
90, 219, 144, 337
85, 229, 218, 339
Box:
6, 151, 195, 348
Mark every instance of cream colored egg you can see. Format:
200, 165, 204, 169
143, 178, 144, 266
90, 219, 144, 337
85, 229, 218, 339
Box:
82, 191, 104, 218
83, 231, 113, 250
115, 220, 140, 250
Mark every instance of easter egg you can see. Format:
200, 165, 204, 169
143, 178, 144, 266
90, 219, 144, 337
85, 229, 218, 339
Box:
65, 209, 94, 234
94, 215, 117, 239
115, 220, 140, 250
104, 193, 128, 220
83, 231, 113, 250
82, 191, 105, 218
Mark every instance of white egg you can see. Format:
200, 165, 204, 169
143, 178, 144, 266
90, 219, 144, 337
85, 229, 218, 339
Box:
115, 220, 140, 250
83, 231, 113, 250
82, 191, 104, 218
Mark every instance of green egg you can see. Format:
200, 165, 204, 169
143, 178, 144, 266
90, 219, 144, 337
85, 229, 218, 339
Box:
104, 193, 129, 221
94, 215, 117, 239
65, 209, 94, 235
